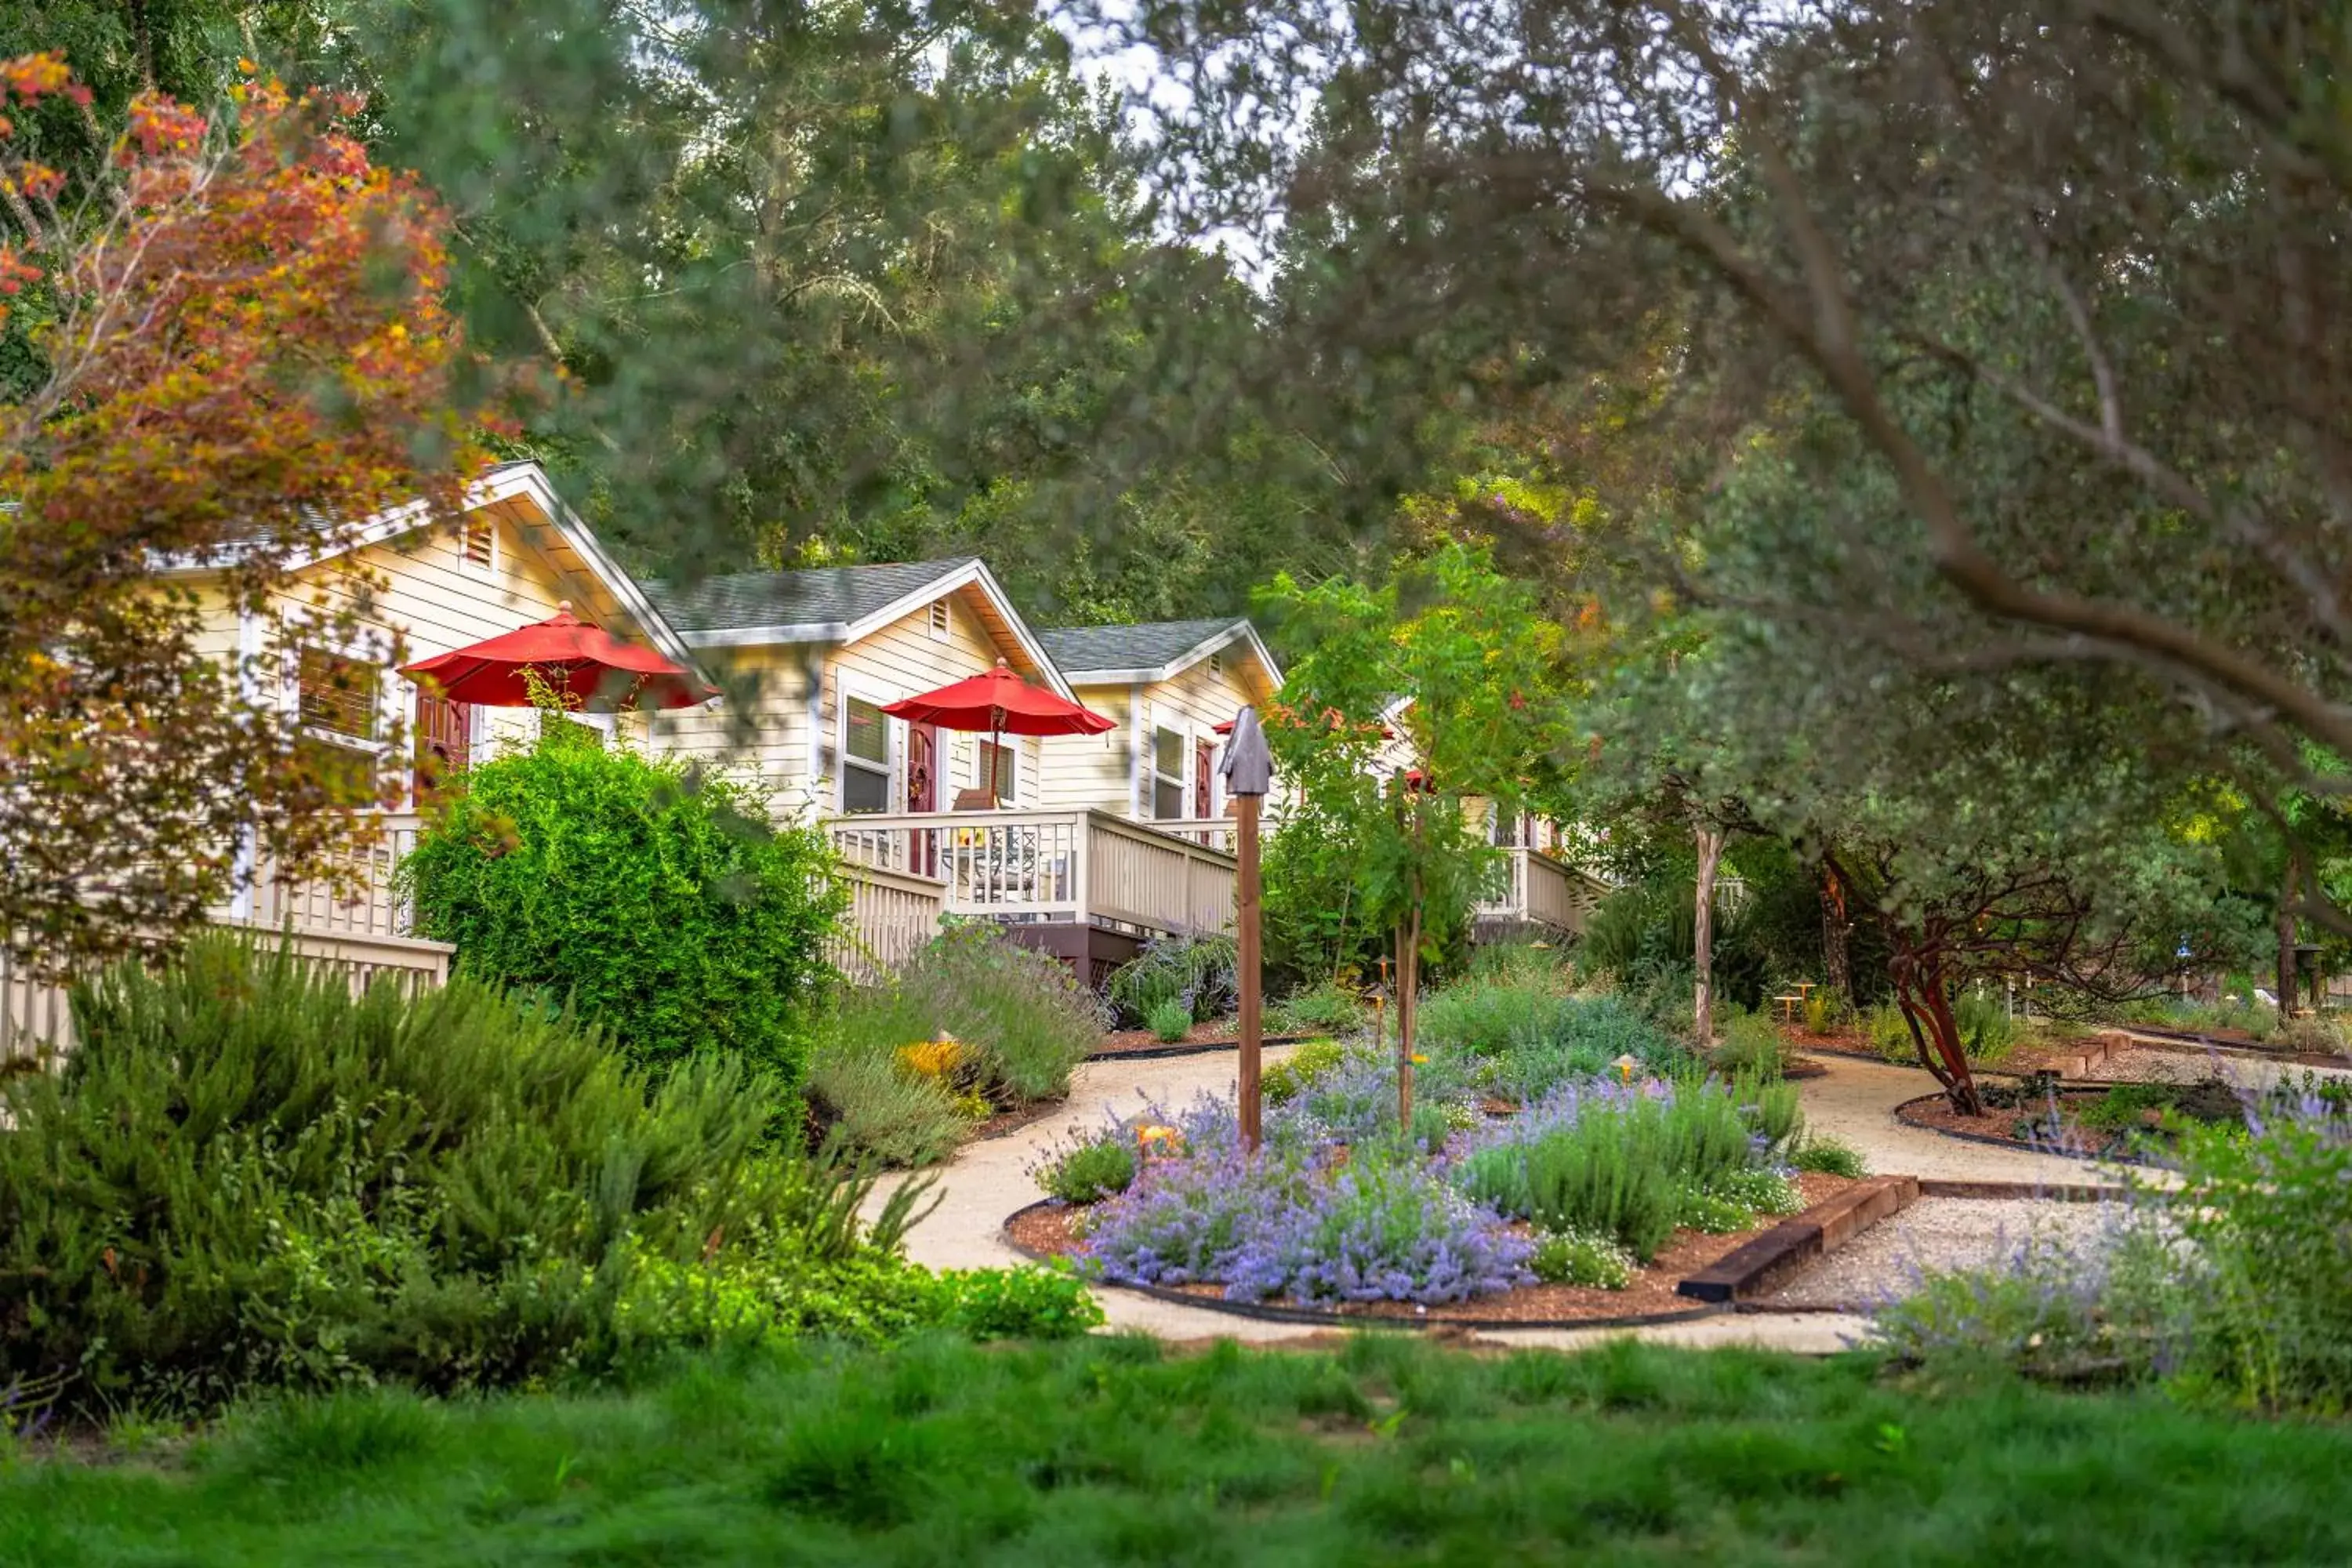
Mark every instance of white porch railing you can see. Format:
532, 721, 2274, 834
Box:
3, 813, 454, 1062
829, 862, 948, 983
241, 811, 426, 941
825, 808, 1236, 938
1476, 848, 1607, 935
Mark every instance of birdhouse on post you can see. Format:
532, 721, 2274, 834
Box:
1221, 707, 1274, 1152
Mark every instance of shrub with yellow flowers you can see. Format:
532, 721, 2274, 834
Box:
896, 1033, 963, 1080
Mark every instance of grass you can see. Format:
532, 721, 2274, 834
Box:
6, 1338, 2351, 1564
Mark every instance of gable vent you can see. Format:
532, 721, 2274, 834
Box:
460, 516, 495, 572
1207, 652, 1222, 676
929, 598, 949, 639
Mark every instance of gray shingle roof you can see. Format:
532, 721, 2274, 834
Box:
1036, 618, 1250, 678
642, 558, 977, 637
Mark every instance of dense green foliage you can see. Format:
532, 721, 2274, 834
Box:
1412, 962, 1686, 1105
1033, 1132, 1138, 1206
808, 924, 1104, 1166
1105, 934, 1237, 1027
1457, 1081, 1798, 1260
403, 727, 845, 1087
10, 1338, 2351, 1563
0, 938, 1080, 1417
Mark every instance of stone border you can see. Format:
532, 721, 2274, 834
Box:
1916, 1177, 2132, 1202
1001, 1178, 1917, 1333
1676, 1177, 1919, 1304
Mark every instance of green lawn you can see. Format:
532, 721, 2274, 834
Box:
3, 1335, 2347, 1565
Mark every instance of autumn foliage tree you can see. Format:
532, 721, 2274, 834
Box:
0, 55, 490, 969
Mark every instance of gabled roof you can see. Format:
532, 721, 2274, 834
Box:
1036, 616, 1282, 689
643, 557, 1076, 699
151, 459, 702, 676
645, 558, 975, 639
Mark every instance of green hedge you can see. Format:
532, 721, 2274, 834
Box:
401, 726, 847, 1088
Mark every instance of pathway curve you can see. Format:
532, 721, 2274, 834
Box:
865, 1044, 2098, 1351
1792, 1053, 2125, 1182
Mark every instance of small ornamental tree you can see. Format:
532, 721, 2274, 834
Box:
0, 56, 495, 971
401, 719, 850, 1091
1259, 539, 1588, 1116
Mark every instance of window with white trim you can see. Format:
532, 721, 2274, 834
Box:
978, 739, 1016, 805
458, 514, 495, 575
298, 646, 383, 746
1152, 725, 1186, 819
296, 645, 388, 798
840, 695, 891, 813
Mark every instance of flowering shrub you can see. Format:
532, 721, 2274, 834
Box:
1080, 1140, 1286, 1287
1529, 1227, 1634, 1290
1222, 1152, 1534, 1306
1873, 1087, 2352, 1411
1075, 1094, 1529, 1305
1871, 1206, 2187, 1383
896, 1036, 962, 1079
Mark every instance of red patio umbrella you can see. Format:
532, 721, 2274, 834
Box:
882, 658, 1113, 800
401, 601, 713, 710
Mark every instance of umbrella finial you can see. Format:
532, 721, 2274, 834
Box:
558, 600, 572, 614
995, 656, 1010, 670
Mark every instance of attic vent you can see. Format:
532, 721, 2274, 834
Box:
460, 516, 495, 572
1207, 652, 1222, 676
928, 598, 949, 640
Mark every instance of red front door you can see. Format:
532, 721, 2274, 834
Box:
906, 721, 938, 874
413, 691, 470, 807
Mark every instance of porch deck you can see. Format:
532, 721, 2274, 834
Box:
1474, 848, 1608, 937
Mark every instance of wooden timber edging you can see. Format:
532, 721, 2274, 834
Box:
1004, 1177, 1927, 1332
1675, 1176, 1921, 1305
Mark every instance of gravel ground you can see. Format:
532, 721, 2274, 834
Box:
2092, 1042, 2351, 1087
1762, 1196, 2126, 1310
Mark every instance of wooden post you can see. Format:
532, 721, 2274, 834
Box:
1236, 792, 1264, 1153
1219, 706, 1274, 1155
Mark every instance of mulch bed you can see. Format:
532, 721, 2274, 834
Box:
1895, 1090, 2151, 1162
1006, 1171, 1864, 1327
1090, 1024, 1318, 1059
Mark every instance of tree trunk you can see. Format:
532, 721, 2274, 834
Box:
1894, 953, 1982, 1116
1693, 826, 1723, 1044
1820, 865, 1851, 1000
130, 0, 156, 90
2278, 855, 2301, 1012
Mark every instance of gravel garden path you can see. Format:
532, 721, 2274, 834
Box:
864, 1045, 2111, 1352
1759, 1196, 2124, 1311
